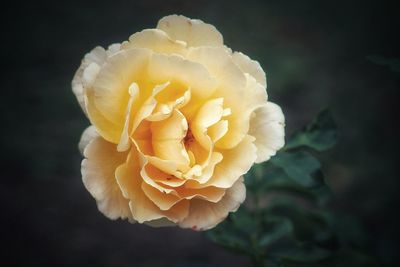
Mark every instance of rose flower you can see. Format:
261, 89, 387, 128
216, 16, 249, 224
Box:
73, 15, 285, 230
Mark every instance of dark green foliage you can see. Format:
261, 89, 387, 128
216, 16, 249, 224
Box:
285, 110, 338, 152
206, 110, 376, 267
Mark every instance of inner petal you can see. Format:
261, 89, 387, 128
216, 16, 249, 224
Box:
151, 109, 190, 166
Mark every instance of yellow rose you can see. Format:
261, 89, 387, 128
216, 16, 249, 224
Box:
73, 15, 285, 230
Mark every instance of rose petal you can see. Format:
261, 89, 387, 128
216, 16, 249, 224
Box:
217, 74, 268, 149
151, 109, 190, 166
179, 177, 246, 230
191, 135, 257, 188
122, 29, 187, 55
147, 53, 217, 106
81, 135, 132, 221
191, 98, 225, 151
87, 48, 151, 143
249, 102, 285, 163
157, 15, 223, 47
187, 46, 251, 149
232, 51, 266, 87
78, 125, 98, 155
142, 182, 182, 210
115, 148, 189, 223
72, 46, 107, 114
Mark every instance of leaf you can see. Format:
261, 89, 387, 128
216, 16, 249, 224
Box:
367, 55, 400, 73
258, 217, 293, 247
206, 208, 253, 254
270, 151, 322, 187
285, 109, 338, 151
260, 168, 331, 204
276, 245, 332, 263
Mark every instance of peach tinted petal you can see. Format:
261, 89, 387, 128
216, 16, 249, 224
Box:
141, 182, 182, 210
151, 110, 190, 165
115, 149, 165, 223
122, 29, 187, 55
147, 53, 217, 104
72, 46, 107, 114
179, 177, 246, 230
249, 102, 285, 163
200, 135, 257, 188
87, 48, 151, 143
81, 135, 131, 220
232, 51, 266, 87
78, 125, 98, 154
157, 15, 223, 47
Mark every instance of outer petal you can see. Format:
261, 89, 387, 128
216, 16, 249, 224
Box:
147, 53, 217, 103
249, 102, 285, 163
188, 135, 257, 189
81, 134, 132, 220
115, 149, 165, 223
72, 46, 107, 113
232, 51, 266, 87
116, 149, 190, 223
179, 177, 246, 230
187, 47, 267, 149
86, 48, 151, 143
122, 29, 187, 55
78, 125, 98, 154
157, 15, 223, 47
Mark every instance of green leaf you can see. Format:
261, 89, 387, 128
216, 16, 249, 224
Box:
285, 109, 338, 151
259, 168, 331, 204
275, 245, 332, 264
367, 55, 400, 73
270, 151, 322, 187
258, 217, 293, 247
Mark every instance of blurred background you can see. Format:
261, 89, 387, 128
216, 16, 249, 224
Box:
2, 0, 399, 266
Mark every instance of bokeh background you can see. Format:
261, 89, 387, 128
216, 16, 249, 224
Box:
2, 0, 399, 266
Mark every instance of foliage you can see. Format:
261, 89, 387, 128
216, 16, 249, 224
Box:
205, 110, 377, 267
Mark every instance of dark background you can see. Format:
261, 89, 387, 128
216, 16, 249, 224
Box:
2, 0, 399, 266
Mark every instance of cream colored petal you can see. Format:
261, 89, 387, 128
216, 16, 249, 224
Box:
249, 102, 285, 163
193, 152, 223, 184
72, 46, 107, 114
118, 152, 190, 223
147, 88, 191, 121
232, 51, 266, 87
151, 110, 190, 165
145, 156, 188, 177
122, 29, 187, 55
141, 182, 182, 210
187, 47, 249, 149
196, 135, 257, 188
106, 43, 121, 56
216, 74, 268, 149
78, 125, 98, 155
157, 15, 223, 47
129, 82, 171, 136
81, 135, 132, 221
87, 48, 151, 143
208, 120, 228, 143
191, 98, 224, 151
145, 164, 186, 188
179, 177, 246, 230
85, 91, 122, 144
115, 149, 165, 223
147, 53, 217, 104
117, 83, 140, 152
178, 184, 226, 203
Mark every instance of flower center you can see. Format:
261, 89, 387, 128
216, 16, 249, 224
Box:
184, 127, 195, 145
